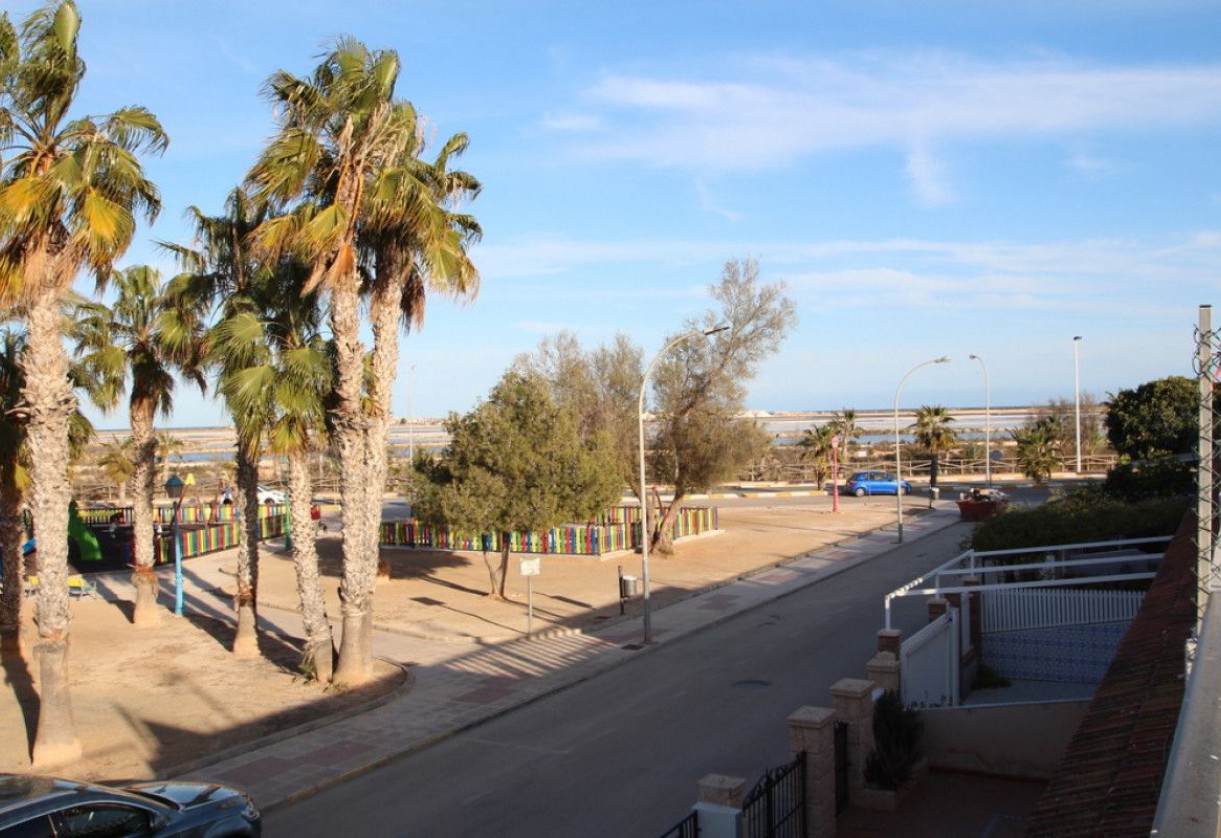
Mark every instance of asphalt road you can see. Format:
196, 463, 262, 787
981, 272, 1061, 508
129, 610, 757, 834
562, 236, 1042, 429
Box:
266, 520, 976, 837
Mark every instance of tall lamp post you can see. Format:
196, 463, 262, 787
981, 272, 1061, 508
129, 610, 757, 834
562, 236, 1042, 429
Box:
1073, 336, 1082, 473
894, 356, 949, 542
968, 354, 991, 487
830, 435, 841, 514
638, 324, 728, 644
164, 474, 185, 616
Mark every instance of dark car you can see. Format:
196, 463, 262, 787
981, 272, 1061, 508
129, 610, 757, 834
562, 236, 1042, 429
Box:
843, 470, 912, 497
0, 774, 261, 837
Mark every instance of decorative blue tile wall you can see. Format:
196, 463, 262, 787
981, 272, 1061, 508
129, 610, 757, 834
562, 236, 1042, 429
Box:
982, 621, 1130, 684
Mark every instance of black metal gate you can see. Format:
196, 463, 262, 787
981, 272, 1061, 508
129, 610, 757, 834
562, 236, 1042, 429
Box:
743, 751, 806, 837
834, 720, 849, 814
656, 810, 699, 838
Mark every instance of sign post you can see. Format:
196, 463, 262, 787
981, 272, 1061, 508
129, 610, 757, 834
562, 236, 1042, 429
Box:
519, 557, 541, 637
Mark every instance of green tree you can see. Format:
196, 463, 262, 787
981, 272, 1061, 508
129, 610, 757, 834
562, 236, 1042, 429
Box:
74, 266, 205, 626
417, 371, 621, 598
797, 424, 836, 487
0, 0, 167, 765
1105, 376, 1197, 460
0, 327, 29, 653
212, 265, 335, 680
648, 257, 796, 553
95, 438, 133, 503
515, 331, 643, 498
910, 405, 958, 487
1012, 415, 1063, 484
247, 38, 483, 686
167, 188, 274, 656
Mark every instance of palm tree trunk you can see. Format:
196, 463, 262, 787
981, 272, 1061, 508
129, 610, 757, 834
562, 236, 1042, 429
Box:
233, 450, 260, 656
129, 399, 160, 625
288, 450, 333, 683
23, 291, 81, 766
0, 474, 25, 652
653, 488, 689, 555
332, 280, 376, 686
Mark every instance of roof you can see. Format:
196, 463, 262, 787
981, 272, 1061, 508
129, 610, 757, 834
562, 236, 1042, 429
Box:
1024, 510, 1196, 837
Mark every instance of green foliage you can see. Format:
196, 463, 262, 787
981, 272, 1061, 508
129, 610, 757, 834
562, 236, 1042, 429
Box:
417, 370, 622, 537
971, 488, 1188, 552
1011, 415, 1063, 483
1103, 457, 1194, 501
1106, 375, 1198, 460
863, 690, 924, 791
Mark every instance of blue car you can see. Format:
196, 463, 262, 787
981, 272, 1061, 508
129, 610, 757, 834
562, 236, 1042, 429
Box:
0, 774, 261, 837
843, 470, 912, 497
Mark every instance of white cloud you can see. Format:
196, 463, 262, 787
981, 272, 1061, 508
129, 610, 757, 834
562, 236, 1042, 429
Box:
694, 179, 743, 221
905, 143, 956, 206
540, 112, 603, 132
560, 51, 1221, 178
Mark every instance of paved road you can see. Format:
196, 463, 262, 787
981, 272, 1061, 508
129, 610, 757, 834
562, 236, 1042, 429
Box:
266, 521, 974, 837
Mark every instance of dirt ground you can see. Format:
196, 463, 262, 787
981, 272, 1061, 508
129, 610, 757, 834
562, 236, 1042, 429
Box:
0, 494, 919, 784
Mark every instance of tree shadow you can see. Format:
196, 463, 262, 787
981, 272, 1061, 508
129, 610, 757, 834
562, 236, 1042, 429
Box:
101, 663, 406, 784
1, 644, 39, 760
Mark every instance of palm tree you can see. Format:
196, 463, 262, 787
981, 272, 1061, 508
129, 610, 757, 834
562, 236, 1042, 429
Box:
73, 266, 205, 625
352, 122, 480, 681
797, 424, 835, 487
828, 408, 864, 462
164, 188, 272, 655
213, 274, 335, 679
0, 327, 30, 653
0, 1, 167, 764
247, 38, 471, 685
910, 405, 958, 488
95, 438, 134, 503
1013, 416, 1063, 484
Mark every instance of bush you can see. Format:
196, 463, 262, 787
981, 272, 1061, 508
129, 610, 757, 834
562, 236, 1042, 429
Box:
863, 690, 924, 791
971, 488, 1188, 553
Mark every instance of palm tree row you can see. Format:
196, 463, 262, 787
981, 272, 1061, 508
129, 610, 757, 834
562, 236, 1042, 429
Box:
1, 1, 481, 763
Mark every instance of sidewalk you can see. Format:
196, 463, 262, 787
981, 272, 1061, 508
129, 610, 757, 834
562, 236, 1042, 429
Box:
178, 504, 965, 812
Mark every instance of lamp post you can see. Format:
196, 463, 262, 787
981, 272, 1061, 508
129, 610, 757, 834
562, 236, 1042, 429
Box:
1073, 336, 1082, 473
894, 356, 949, 542
164, 474, 185, 616
968, 354, 991, 487
830, 435, 841, 514
408, 363, 416, 464
638, 324, 728, 644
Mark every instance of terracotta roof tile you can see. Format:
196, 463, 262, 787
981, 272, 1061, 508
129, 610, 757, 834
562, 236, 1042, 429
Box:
1024, 511, 1195, 838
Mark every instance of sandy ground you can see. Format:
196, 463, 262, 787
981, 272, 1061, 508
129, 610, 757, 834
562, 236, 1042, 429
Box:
1, 494, 922, 784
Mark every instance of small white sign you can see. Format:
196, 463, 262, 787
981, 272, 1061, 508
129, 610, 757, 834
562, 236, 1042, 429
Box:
519, 557, 541, 577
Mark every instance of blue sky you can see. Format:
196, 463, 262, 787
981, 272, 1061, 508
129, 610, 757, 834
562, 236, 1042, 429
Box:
15, 0, 1221, 427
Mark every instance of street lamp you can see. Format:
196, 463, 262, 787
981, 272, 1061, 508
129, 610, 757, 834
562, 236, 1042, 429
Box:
894, 356, 949, 542
968, 354, 991, 487
830, 435, 841, 514
1073, 336, 1082, 473
638, 323, 729, 644
164, 474, 185, 616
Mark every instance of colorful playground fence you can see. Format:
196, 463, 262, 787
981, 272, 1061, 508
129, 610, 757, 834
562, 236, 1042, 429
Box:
78, 503, 288, 565
380, 504, 718, 556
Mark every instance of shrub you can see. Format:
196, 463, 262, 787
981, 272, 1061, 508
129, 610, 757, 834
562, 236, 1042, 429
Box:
863, 690, 924, 791
971, 489, 1188, 553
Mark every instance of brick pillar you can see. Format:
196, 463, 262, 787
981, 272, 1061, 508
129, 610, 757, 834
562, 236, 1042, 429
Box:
831, 678, 877, 798
788, 706, 838, 838
927, 596, 948, 622
876, 628, 902, 656
866, 651, 900, 694
694, 775, 745, 838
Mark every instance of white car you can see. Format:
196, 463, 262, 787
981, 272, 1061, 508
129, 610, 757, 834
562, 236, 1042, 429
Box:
256, 485, 286, 504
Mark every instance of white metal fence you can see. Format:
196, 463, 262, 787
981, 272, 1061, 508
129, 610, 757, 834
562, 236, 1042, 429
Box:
982, 588, 1145, 633
901, 610, 960, 708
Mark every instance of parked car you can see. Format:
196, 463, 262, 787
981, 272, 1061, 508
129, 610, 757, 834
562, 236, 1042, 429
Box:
256, 485, 285, 505
0, 773, 261, 836
843, 470, 912, 497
